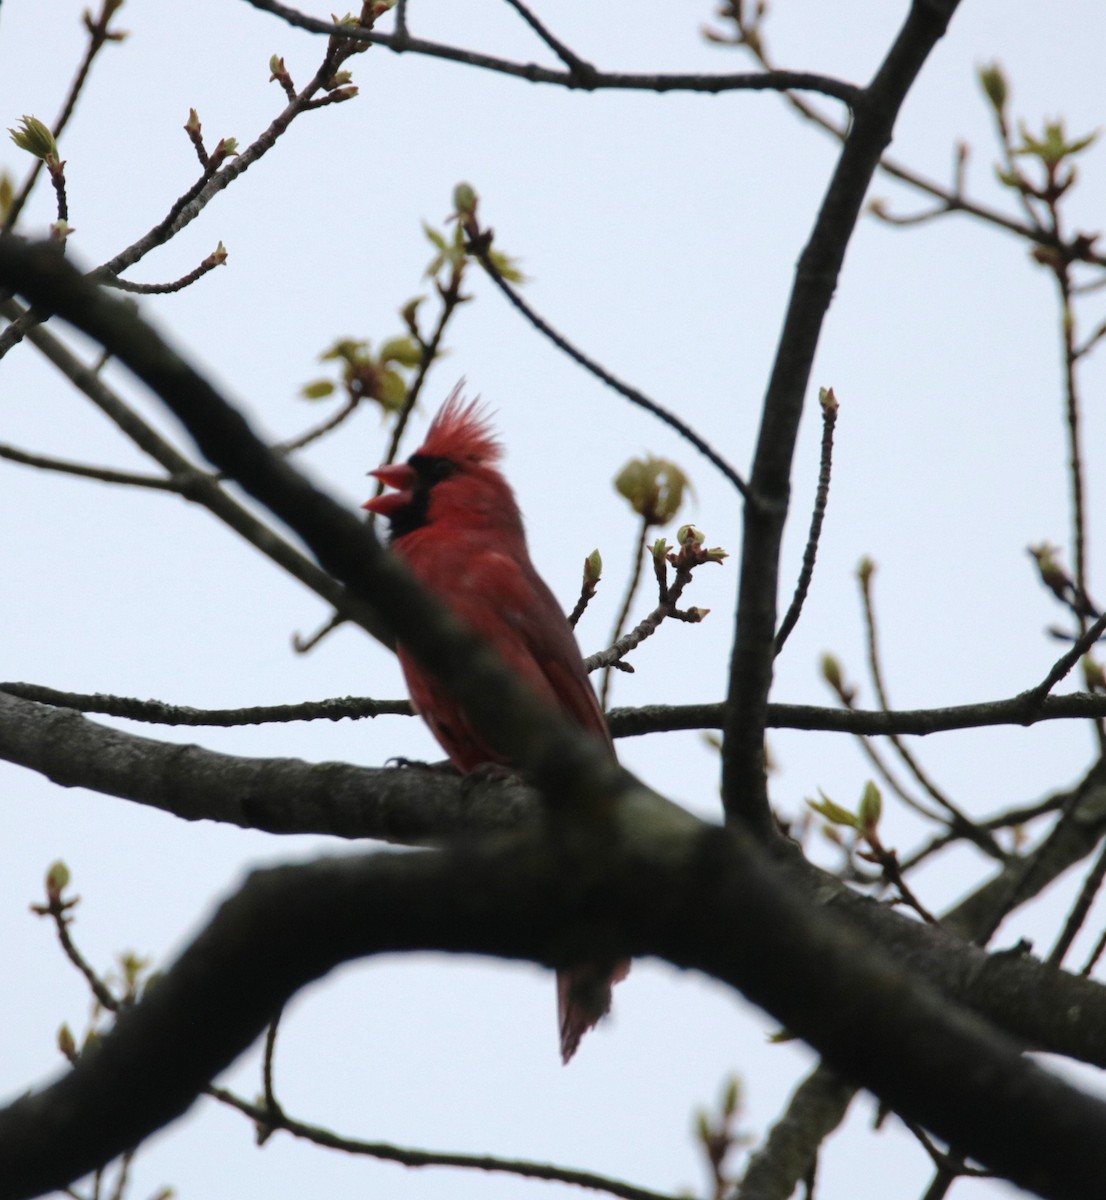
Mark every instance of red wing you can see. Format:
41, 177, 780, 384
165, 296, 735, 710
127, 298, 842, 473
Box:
400, 541, 611, 763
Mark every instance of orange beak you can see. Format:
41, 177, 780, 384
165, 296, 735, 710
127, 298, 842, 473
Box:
362, 462, 417, 517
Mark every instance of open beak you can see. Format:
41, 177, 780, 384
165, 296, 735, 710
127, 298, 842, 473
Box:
362, 462, 417, 517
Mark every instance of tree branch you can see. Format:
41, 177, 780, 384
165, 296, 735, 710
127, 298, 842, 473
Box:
239, 0, 859, 102
4, 826, 1106, 1200
722, 0, 963, 833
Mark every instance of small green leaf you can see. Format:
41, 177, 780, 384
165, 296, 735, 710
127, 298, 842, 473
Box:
373, 367, 407, 412
9, 115, 58, 161
378, 335, 423, 368
614, 456, 689, 525
807, 792, 862, 831
300, 379, 336, 400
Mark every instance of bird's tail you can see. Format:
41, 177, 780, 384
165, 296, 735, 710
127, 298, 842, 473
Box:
557, 960, 631, 1064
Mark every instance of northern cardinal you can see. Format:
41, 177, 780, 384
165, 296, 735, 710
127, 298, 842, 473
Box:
363, 387, 628, 1062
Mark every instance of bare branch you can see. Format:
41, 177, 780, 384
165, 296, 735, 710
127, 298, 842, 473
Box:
5, 826, 1106, 1200
500, 0, 599, 84
774, 387, 838, 653
0, 443, 176, 491
240, 0, 860, 102
723, 0, 964, 832
209, 1085, 676, 1200
469, 237, 749, 498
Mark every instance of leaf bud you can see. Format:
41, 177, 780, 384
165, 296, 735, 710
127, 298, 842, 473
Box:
9, 115, 58, 161
1083, 655, 1106, 693
820, 653, 843, 691
584, 548, 603, 585
452, 181, 479, 218
978, 62, 1008, 114
45, 859, 70, 901
859, 780, 883, 831
57, 1023, 78, 1063
614, 456, 689, 525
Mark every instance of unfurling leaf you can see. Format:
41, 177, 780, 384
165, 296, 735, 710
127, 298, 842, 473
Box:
614, 456, 689, 525
9, 115, 58, 161
808, 792, 861, 831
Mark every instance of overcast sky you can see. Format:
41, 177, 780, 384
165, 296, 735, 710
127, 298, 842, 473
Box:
3, 3, 1106, 1199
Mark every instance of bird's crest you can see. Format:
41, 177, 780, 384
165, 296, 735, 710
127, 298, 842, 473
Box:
419, 383, 502, 467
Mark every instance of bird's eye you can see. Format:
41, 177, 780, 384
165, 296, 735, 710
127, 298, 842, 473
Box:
410, 454, 457, 484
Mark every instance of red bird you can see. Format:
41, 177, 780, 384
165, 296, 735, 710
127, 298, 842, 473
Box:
363, 387, 628, 1062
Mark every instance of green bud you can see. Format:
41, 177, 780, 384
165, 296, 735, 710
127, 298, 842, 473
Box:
184, 108, 202, 136
677, 523, 703, 547
820, 653, 843, 690
1083, 656, 1106, 693
57, 1023, 77, 1062
978, 62, 1008, 114
859, 780, 883, 831
9, 115, 58, 161
722, 1076, 741, 1117
452, 181, 478, 217
45, 859, 70, 898
857, 556, 875, 584
818, 385, 838, 414
584, 548, 603, 584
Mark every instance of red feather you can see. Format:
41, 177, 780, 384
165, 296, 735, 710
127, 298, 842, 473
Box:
364, 386, 627, 1062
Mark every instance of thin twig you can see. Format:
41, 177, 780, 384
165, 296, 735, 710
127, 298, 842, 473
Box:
0, 443, 178, 491
601, 517, 649, 706
2, 0, 125, 234
0, 682, 411, 726
469, 240, 748, 498
857, 564, 1003, 858
240, 0, 860, 103
500, 0, 598, 82
1025, 610, 1106, 705
775, 387, 837, 653
1046, 837, 1106, 968
101, 244, 227, 295
207, 1086, 677, 1200
276, 395, 360, 455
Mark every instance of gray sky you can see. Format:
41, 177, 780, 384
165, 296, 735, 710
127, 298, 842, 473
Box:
3, 2, 1105, 1198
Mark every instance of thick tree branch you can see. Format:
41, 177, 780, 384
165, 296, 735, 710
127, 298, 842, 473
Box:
4, 686, 1106, 1078
0, 689, 524, 843
3, 827, 1106, 1200
722, 0, 962, 832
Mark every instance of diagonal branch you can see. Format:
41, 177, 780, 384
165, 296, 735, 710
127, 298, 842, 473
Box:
722, 0, 964, 834
4, 826, 1106, 1200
